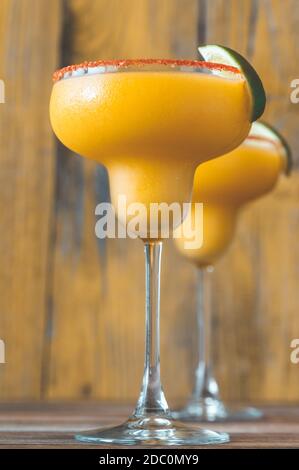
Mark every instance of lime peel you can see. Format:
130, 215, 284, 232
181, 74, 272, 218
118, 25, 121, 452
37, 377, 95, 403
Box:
198, 45, 266, 122
249, 122, 292, 175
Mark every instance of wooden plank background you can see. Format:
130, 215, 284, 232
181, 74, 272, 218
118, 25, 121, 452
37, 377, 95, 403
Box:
0, 0, 299, 403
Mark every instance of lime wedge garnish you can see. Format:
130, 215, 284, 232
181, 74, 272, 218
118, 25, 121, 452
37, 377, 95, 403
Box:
249, 122, 292, 175
198, 45, 266, 122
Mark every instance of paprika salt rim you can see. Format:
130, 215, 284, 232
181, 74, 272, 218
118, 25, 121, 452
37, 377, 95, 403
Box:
53, 58, 241, 82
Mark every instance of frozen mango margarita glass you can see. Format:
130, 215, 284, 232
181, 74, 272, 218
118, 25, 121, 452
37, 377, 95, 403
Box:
174, 122, 291, 422
50, 45, 266, 445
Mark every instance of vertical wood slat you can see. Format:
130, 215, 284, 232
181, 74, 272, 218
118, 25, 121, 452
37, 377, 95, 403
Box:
0, 0, 61, 397
45, 0, 200, 401
206, 0, 299, 401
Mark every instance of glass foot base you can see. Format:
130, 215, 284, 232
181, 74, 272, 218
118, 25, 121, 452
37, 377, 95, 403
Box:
75, 414, 229, 446
172, 398, 263, 422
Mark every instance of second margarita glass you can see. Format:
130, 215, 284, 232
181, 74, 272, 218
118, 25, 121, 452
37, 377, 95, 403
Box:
174, 122, 291, 421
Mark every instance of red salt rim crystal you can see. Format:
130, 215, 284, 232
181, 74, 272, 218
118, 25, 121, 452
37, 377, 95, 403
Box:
246, 134, 284, 155
52, 58, 241, 82
247, 134, 278, 146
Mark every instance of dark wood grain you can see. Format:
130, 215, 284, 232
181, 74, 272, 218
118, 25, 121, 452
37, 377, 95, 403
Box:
0, 402, 299, 448
0, 0, 61, 398
205, 0, 299, 403
43, 0, 299, 405
0, 0, 299, 405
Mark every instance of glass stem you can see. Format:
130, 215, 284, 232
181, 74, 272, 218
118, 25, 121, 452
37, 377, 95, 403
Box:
134, 241, 169, 418
191, 266, 220, 403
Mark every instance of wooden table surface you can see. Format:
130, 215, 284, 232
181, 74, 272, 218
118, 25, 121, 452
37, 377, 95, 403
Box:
0, 402, 298, 449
